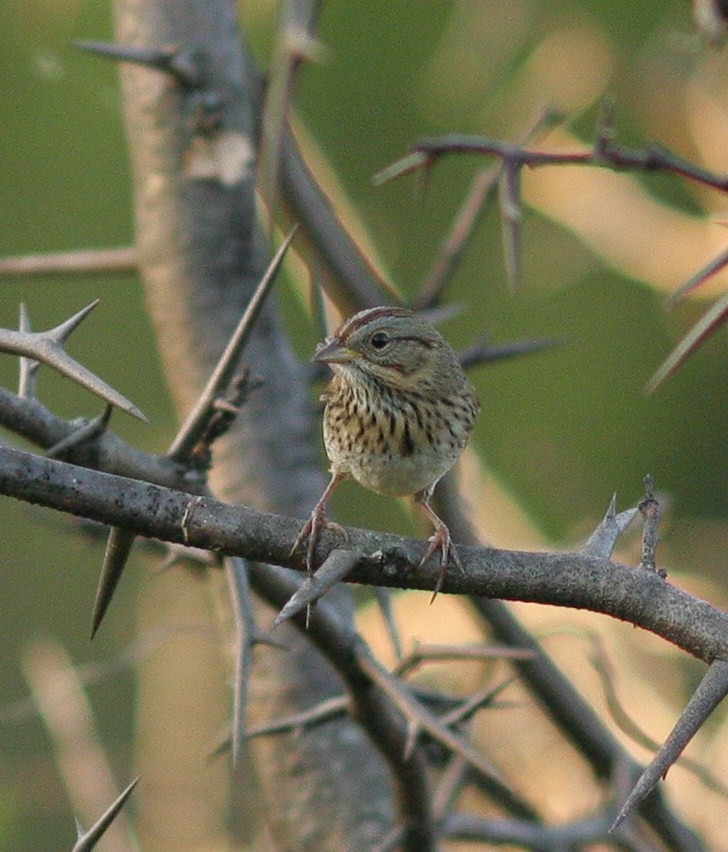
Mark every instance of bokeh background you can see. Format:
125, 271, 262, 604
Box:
2, 0, 728, 848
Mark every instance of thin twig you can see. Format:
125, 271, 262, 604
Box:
377, 132, 728, 193
0, 246, 136, 278
638, 475, 663, 575
394, 643, 534, 679
355, 643, 502, 784
225, 556, 284, 766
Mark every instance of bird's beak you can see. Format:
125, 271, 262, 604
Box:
312, 338, 358, 364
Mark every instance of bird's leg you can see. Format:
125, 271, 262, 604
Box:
416, 490, 464, 601
290, 472, 347, 575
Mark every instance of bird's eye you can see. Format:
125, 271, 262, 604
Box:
370, 331, 390, 350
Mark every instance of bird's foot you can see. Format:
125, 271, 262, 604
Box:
290, 503, 347, 576
419, 521, 463, 603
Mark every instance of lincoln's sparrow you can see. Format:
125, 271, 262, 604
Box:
292, 306, 480, 595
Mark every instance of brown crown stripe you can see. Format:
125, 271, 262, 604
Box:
336, 306, 414, 340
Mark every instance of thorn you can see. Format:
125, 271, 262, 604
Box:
273, 549, 359, 628
1, 303, 147, 420
581, 493, 638, 559
403, 719, 419, 760
71, 776, 139, 852
283, 26, 330, 64
498, 163, 522, 290
373, 150, 429, 186
47, 300, 100, 344
91, 528, 137, 638
458, 335, 562, 370
46, 406, 113, 459
664, 243, 728, 308
73, 41, 200, 88
594, 97, 616, 155
168, 225, 298, 460
611, 659, 728, 832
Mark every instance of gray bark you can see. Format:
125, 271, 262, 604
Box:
113, 1, 393, 847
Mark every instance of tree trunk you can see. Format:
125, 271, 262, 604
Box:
113, 1, 393, 847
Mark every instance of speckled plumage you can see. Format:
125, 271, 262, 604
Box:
319, 307, 479, 498
292, 306, 480, 596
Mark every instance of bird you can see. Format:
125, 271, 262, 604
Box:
291, 305, 480, 598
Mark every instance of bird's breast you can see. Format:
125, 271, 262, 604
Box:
320, 379, 476, 497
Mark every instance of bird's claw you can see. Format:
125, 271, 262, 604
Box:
419, 523, 463, 603
290, 506, 348, 576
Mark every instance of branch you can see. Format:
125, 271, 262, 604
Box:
377, 128, 728, 194
0, 388, 190, 488
2, 446, 726, 666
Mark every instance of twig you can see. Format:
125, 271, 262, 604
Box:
638, 475, 664, 576
225, 555, 284, 766
244, 695, 348, 739
413, 107, 563, 309
442, 809, 620, 847
394, 643, 534, 679
0, 388, 191, 488
0, 246, 136, 278
434, 475, 700, 849
377, 131, 728, 193
280, 122, 396, 314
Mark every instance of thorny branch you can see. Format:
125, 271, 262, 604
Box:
1, 438, 721, 842
3, 7, 726, 848
376, 105, 728, 192
380, 102, 728, 390
1, 445, 726, 667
